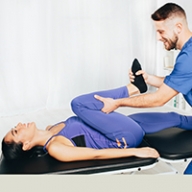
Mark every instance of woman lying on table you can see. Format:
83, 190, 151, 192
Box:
2, 61, 192, 162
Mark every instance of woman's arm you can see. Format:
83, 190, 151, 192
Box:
48, 141, 159, 162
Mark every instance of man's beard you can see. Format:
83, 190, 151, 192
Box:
163, 34, 178, 51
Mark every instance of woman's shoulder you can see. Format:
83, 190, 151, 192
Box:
47, 135, 75, 152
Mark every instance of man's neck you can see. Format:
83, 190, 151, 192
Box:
177, 30, 192, 50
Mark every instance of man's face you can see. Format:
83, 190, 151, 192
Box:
154, 20, 178, 50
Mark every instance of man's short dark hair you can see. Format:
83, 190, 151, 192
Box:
151, 3, 186, 21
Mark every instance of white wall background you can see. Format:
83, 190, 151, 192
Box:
0, 0, 192, 153
0, 0, 157, 117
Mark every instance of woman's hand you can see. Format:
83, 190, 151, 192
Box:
133, 147, 160, 158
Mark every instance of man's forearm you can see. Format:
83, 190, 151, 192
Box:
147, 75, 165, 88
116, 92, 164, 108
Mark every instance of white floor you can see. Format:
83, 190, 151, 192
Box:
128, 160, 189, 175
0, 105, 191, 175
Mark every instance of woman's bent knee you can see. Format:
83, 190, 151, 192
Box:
71, 96, 82, 114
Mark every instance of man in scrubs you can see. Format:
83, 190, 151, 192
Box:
95, 3, 192, 113
94, 3, 192, 174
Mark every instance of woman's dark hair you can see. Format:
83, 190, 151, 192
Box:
151, 3, 186, 21
1, 138, 47, 161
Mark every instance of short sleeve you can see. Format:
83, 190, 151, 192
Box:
164, 51, 192, 95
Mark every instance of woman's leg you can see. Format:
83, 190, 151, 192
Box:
128, 112, 192, 134
71, 86, 144, 148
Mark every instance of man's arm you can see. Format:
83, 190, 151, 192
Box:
130, 69, 165, 88
94, 83, 178, 113
146, 74, 165, 88
118, 83, 178, 107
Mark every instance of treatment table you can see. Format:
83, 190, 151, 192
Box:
1, 127, 192, 174
0, 139, 157, 175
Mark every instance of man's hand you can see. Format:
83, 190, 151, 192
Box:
94, 95, 119, 113
129, 69, 149, 84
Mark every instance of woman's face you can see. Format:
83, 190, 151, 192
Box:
4, 122, 37, 145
